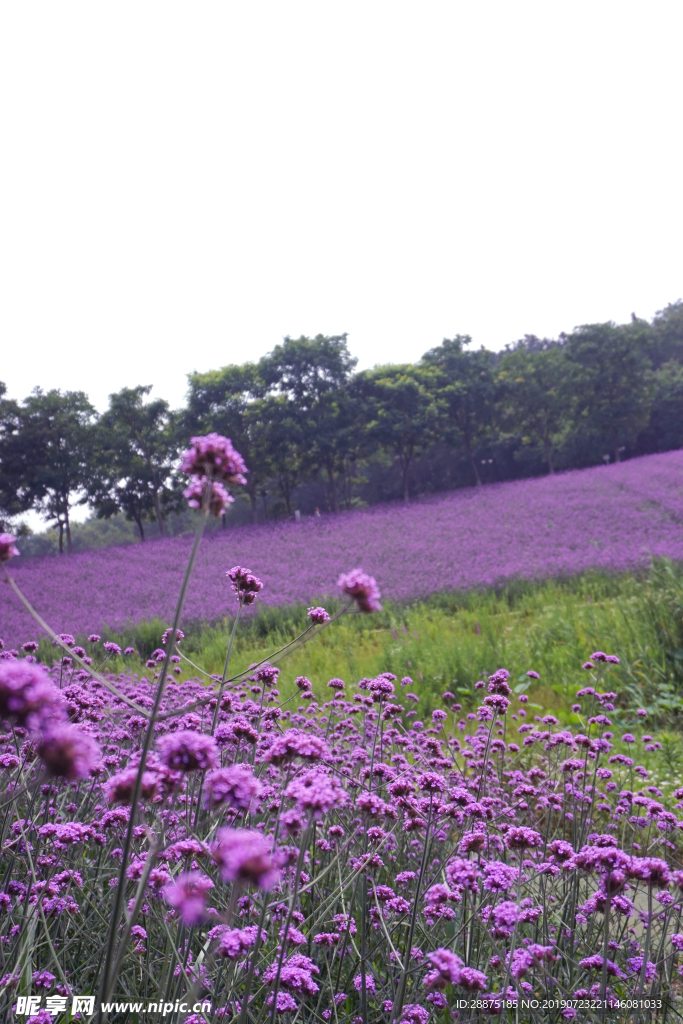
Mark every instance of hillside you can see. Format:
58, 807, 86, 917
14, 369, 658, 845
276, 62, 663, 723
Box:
1, 450, 682, 646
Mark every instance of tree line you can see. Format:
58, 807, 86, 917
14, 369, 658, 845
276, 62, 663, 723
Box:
1, 301, 682, 552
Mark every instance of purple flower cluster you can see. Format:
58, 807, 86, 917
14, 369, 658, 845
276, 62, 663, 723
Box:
0, 533, 19, 562
202, 764, 263, 812
179, 433, 248, 485
156, 730, 219, 772
212, 828, 280, 890
0, 660, 66, 730
337, 568, 382, 613
226, 566, 264, 605
162, 871, 214, 926
0, 599, 681, 1021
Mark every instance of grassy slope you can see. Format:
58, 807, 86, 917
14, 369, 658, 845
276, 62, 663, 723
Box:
57, 560, 683, 725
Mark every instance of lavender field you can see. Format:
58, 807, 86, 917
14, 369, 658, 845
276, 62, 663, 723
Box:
2, 451, 683, 646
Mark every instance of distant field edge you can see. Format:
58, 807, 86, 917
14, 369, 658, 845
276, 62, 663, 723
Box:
27, 557, 683, 664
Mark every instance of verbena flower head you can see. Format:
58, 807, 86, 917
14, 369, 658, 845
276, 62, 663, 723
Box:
590, 651, 620, 664
184, 477, 232, 516
627, 856, 671, 886
212, 828, 280, 889
505, 826, 543, 851
0, 660, 66, 730
337, 568, 382, 613
226, 566, 263, 605
483, 694, 511, 715
491, 901, 520, 937
425, 947, 464, 987
264, 953, 320, 995
482, 861, 518, 893
211, 924, 266, 959
161, 628, 184, 645
445, 857, 479, 891
0, 534, 19, 562
285, 769, 348, 818
203, 764, 263, 812
179, 434, 247, 485
265, 729, 330, 766
103, 767, 163, 806
37, 724, 101, 780
267, 991, 298, 1012
626, 957, 657, 981
487, 669, 512, 695
307, 606, 330, 624
162, 871, 214, 926
578, 955, 625, 978
156, 730, 219, 772
400, 1006, 429, 1024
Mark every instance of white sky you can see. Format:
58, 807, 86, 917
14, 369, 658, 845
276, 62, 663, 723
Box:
1, 1, 682, 416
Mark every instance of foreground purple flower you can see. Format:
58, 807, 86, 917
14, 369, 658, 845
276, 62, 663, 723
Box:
307, 606, 330, 624
156, 730, 219, 772
0, 660, 66, 730
0, 533, 19, 562
37, 724, 101, 780
210, 924, 267, 959
337, 568, 382, 613
184, 478, 232, 517
103, 766, 163, 805
202, 764, 263, 812
212, 828, 280, 889
162, 871, 214, 926
226, 566, 264, 605
179, 434, 248, 485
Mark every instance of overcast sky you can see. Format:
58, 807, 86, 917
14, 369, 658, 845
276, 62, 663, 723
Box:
1, 1, 682, 413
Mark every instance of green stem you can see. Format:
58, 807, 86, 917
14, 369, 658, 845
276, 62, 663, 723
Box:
97, 501, 210, 1019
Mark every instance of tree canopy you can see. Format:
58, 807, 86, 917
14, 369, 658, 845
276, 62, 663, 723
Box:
1, 306, 682, 551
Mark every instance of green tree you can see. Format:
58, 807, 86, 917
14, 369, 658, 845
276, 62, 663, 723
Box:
256, 395, 304, 516
640, 360, 683, 453
496, 341, 567, 473
90, 386, 178, 538
355, 364, 440, 501
421, 336, 496, 486
650, 300, 683, 368
0, 383, 24, 529
8, 389, 98, 553
259, 334, 357, 513
563, 321, 654, 462
87, 425, 159, 542
184, 364, 266, 523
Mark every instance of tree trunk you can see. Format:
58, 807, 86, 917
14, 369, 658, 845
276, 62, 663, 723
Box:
147, 459, 166, 535
152, 487, 165, 535
544, 437, 555, 474
401, 459, 411, 503
279, 476, 293, 516
614, 442, 621, 463
261, 490, 268, 521
65, 508, 72, 554
463, 435, 482, 486
326, 461, 340, 514
58, 520, 64, 555
134, 513, 145, 541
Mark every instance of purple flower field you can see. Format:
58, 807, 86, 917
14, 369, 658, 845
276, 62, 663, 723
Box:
2, 450, 682, 644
